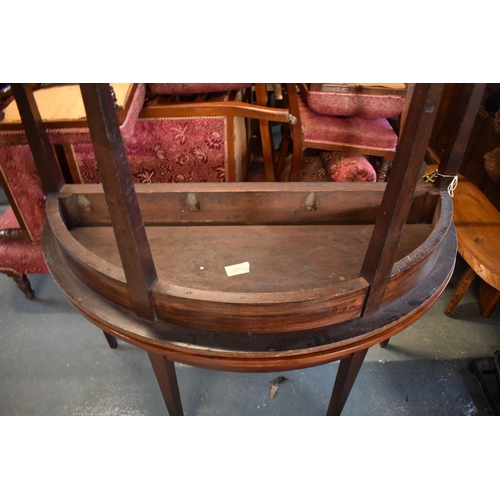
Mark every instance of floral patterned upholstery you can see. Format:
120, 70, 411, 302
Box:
148, 83, 252, 95
0, 145, 46, 240
71, 115, 232, 183
321, 151, 376, 182
0, 207, 48, 275
298, 94, 398, 152
307, 90, 405, 119
0, 145, 48, 281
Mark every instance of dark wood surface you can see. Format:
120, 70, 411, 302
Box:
46, 183, 451, 334
17, 81, 463, 415
436, 84, 486, 189
429, 83, 500, 211
42, 219, 456, 371
80, 84, 157, 321
361, 84, 443, 315
10, 84, 64, 193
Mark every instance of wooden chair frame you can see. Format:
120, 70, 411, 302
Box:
278, 83, 414, 182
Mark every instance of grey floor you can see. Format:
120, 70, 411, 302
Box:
1, 191, 500, 416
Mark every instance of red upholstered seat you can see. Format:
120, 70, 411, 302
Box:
278, 152, 376, 183
298, 94, 398, 152
71, 115, 233, 183
0, 207, 47, 275
321, 151, 376, 182
307, 89, 405, 119
0, 145, 46, 240
148, 83, 252, 95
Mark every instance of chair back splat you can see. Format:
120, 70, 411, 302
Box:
14, 82, 475, 416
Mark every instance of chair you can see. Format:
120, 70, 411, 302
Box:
279, 83, 412, 182
0, 143, 48, 299
67, 83, 286, 183
0, 84, 292, 301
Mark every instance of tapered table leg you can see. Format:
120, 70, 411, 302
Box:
444, 265, 476, 316
148, 352, 184, 416
327, 349, 368, 416
103, 331, 118, 349
479, 281, 500, 318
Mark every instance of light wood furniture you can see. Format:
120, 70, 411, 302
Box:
445, 174, 500, 317
13, 83, 480, 416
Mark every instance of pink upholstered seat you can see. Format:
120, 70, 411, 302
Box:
278, 152, 376, 183
298, 94, 398, 152
322, 151, 376, 182
0, 207, 47, 275
0, 145, 46, 240
71, 115, 232, 183
307, 89, 405, 119
148, 83, 252, 95
0, 144, 48, 297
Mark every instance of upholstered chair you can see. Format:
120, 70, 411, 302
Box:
279, 83, 410, 182
0, 84, 146, 303
68, 83, 283, 183
0, 144, 48, 298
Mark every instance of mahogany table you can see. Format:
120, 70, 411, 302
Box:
11, 82, 484, 415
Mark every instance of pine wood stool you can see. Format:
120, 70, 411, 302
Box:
445, 174, 500, 317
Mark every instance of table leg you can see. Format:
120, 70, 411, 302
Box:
444, 265, 477, 316
479, 281, 500, 318
148, 352, 184, 416
102, 331, 118, 349
326, 348, 368, 416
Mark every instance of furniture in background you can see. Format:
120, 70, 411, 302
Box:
0, 84, 145, 302
444, 174, 500, 318
429, 83, 500, 210
279, 83, 410, 182
0, 83, 292, 302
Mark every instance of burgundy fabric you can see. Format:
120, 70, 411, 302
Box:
0, 84, 146, 146
308, 90, 405, 119
0, 207, 48, 274
321, 151, 376, 182
0, 145, 46, 240
279, 152, 375, 182
298, 94, 398, 152
72, 116, 230, 183
148, 83, 252, 95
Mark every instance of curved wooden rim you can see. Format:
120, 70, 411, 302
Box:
47, 193, 369, 305
45, 189, 452, 333
46, 191, 451, 304
43, 221, 457, 372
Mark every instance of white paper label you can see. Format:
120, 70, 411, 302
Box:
225, 262, 250, 277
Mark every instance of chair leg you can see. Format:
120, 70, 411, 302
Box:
376, 160, 392, 182
326, 348, 368, 416
479, 281, 500, 318
4, 271, 35, 300
102, 331, 118, 349
444, 265, 477, 316
379, 339, 390, 348
148, 352, 184, 416
276, 123, 290, 180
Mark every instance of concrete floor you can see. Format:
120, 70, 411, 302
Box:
1, 184, 500, 416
